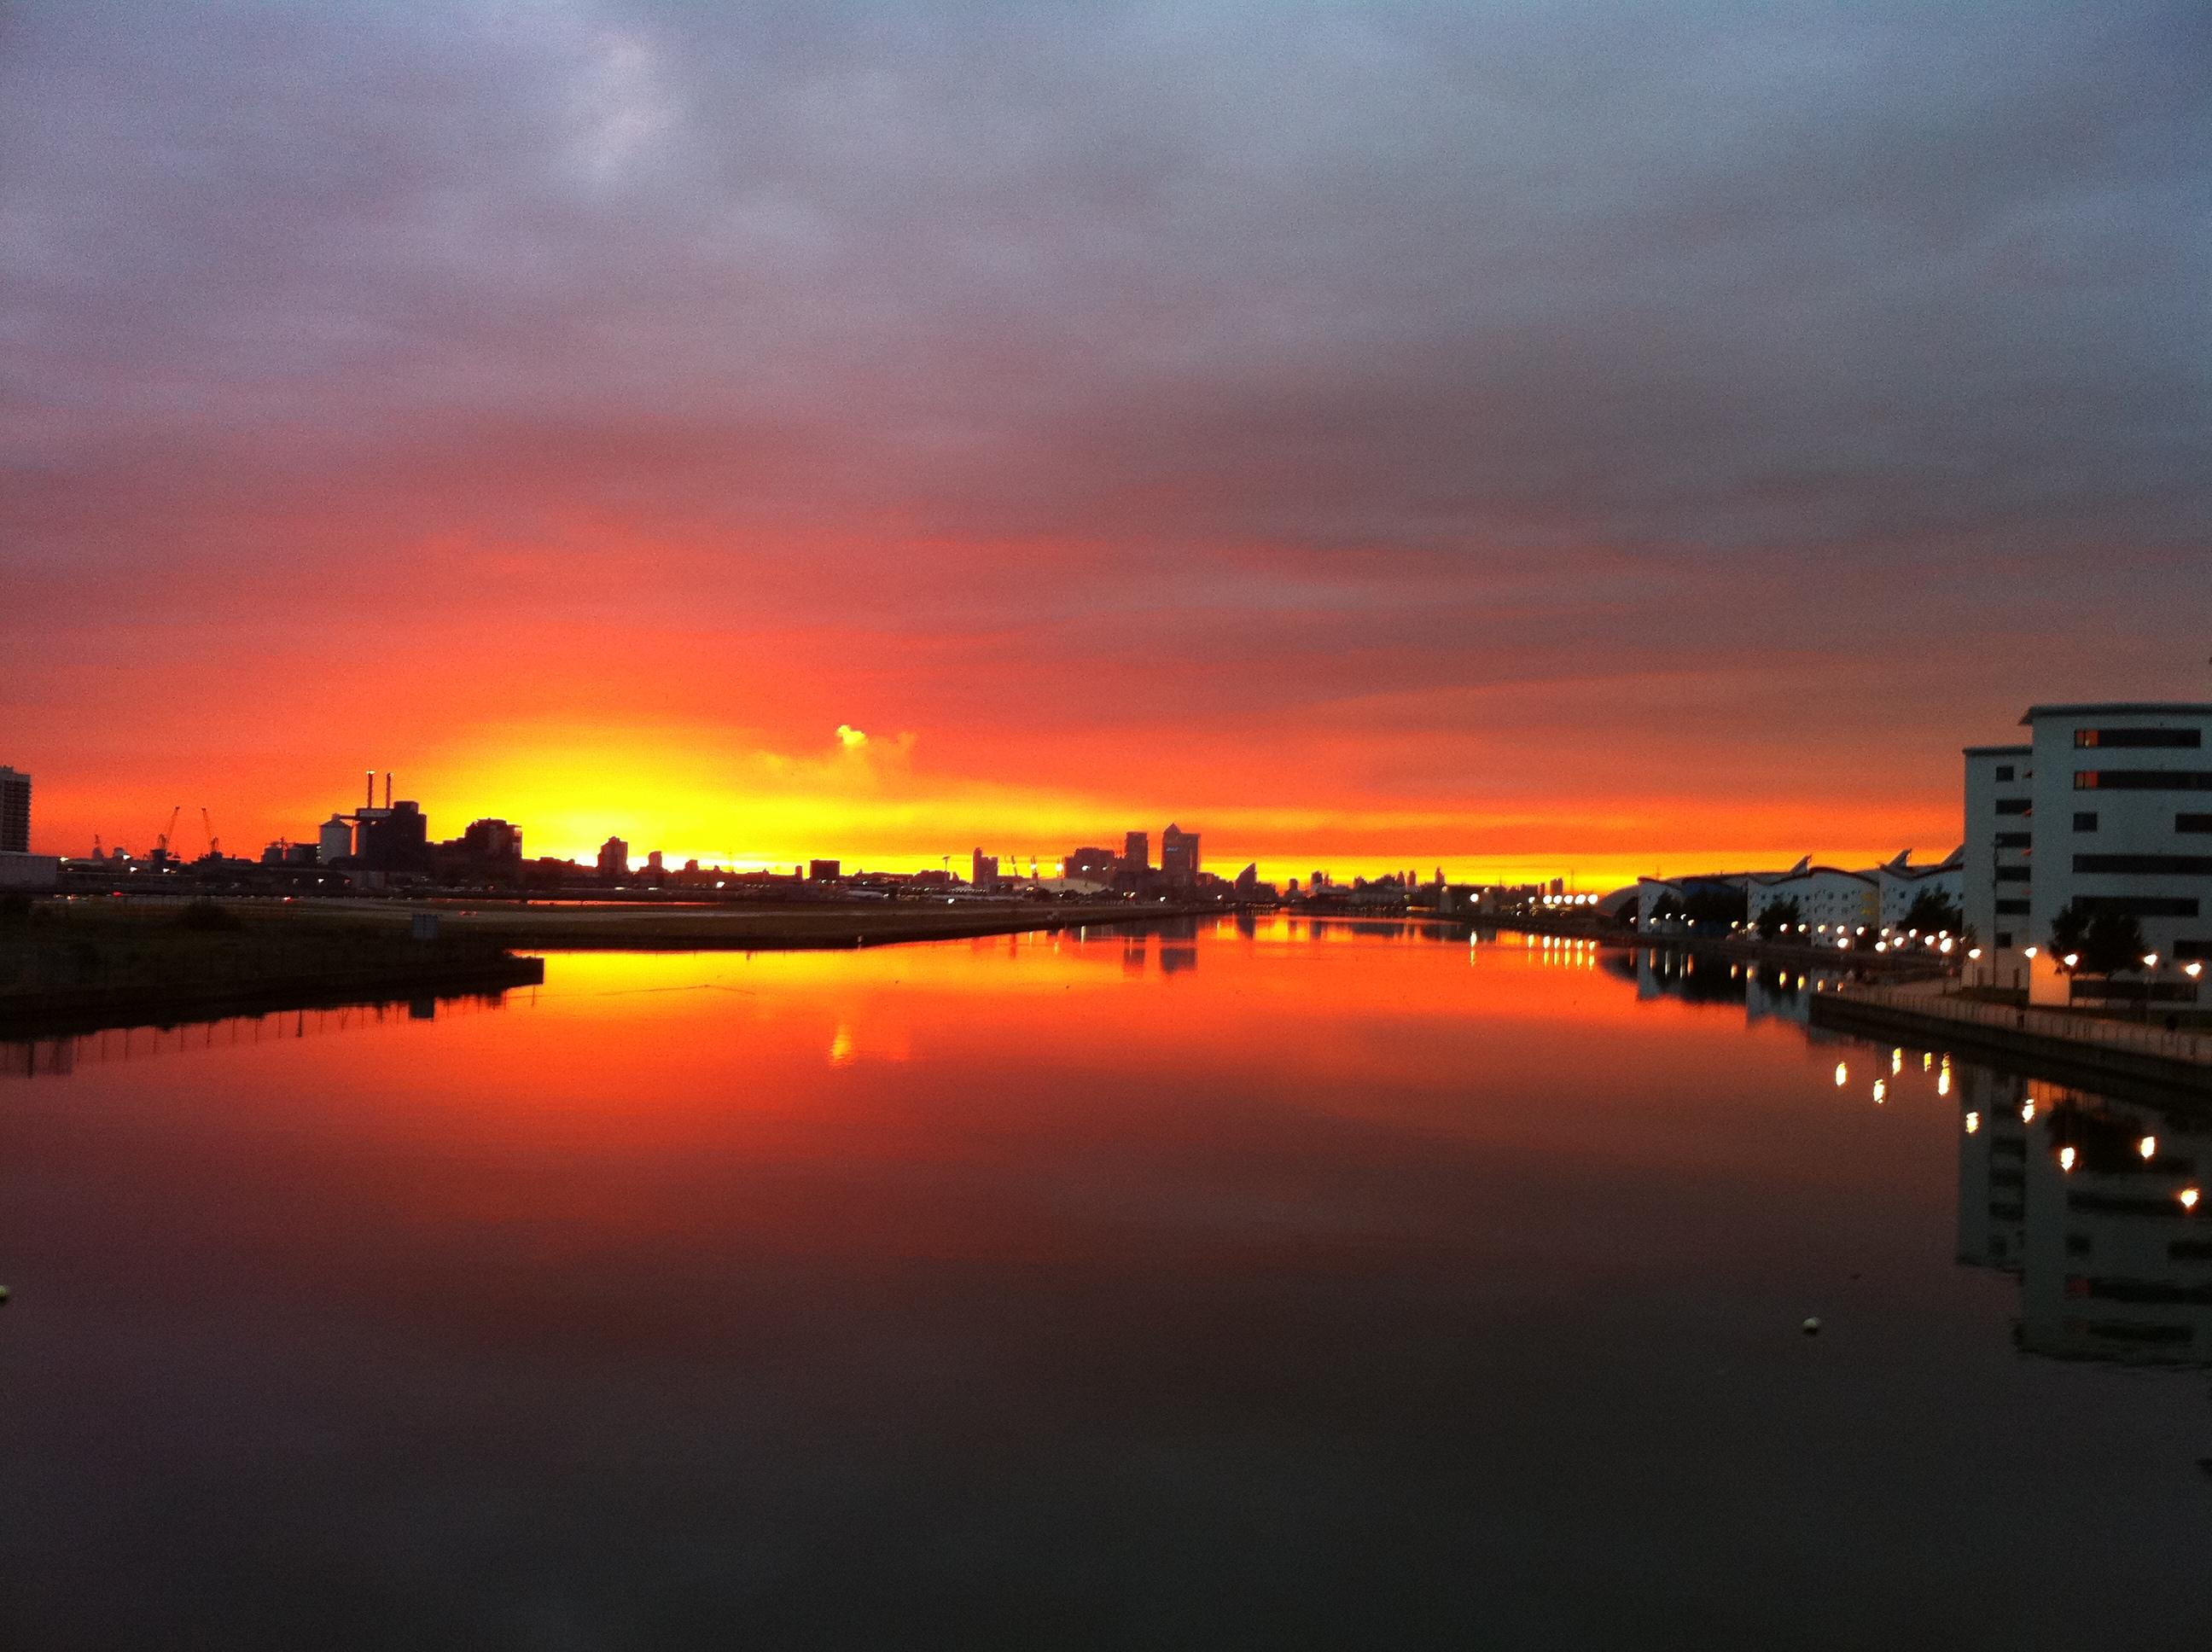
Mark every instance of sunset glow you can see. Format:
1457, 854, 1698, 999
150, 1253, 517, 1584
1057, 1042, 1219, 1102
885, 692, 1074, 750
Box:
5, 3, 2204, 880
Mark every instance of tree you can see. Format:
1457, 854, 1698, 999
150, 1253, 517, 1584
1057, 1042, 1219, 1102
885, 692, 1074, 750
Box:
2082, 910, 2150, 976
1757, 897, 1802, 941
1901, 887, 1961, 934
2047, 900, 2092, 963
2046, 900, 2149, 975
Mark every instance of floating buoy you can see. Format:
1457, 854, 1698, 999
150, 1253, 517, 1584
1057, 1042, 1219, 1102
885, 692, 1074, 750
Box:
1801, 1316, 1821, 1335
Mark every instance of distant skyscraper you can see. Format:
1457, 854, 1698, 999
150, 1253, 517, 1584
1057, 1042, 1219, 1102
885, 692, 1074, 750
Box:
971, 848, 999, 889
1161, 823, 1199, 887
598, 836, 629, 880
0, 767, 31, 853
1124, 830, 1150, 872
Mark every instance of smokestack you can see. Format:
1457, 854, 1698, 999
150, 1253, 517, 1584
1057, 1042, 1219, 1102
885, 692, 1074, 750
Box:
364, 771, 374, 810
384, 773, 392, 810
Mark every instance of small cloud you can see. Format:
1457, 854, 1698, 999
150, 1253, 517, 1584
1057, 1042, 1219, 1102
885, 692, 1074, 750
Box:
835, 724, 868, 749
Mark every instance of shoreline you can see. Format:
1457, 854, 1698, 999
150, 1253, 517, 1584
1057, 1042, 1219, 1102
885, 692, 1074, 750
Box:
0, 954, 547, 1041
1809, 983, 2212, 1097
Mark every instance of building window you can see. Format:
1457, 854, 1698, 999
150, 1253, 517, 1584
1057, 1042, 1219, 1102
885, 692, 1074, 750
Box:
2073, 854, 2212, 876
1994, 831, 2031, 848
1994, 798, 2032, 815
2073, 812, 2098, 832
2075, 770, 2212, 791
1995, 932, 2014, 948
1996, 900, 2029, 916
2075, 728, 2203, 748
2174, 939, 2212, 961
1994, 866, 2030, 881
2067, 895, 2199, 918
1995, 765, 2016, 782
2180, 813, 2212, 835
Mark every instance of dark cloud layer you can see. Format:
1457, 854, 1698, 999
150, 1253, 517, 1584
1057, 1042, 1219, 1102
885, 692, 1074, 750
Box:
3, 1, 2208, 860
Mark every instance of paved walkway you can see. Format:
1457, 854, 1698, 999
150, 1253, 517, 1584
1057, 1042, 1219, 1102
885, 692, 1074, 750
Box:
1827, 980, 2212, 1070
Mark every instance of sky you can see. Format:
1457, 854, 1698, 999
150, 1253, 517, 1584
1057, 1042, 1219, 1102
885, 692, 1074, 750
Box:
4, 0, 2208, 885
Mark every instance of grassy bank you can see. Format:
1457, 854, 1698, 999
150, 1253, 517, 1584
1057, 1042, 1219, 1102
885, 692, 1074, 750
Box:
0, 899, 544, 1034
278, 896, 1220, 951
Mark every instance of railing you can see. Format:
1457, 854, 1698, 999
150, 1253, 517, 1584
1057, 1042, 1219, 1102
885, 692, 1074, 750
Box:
1828, 980, 2212, 1067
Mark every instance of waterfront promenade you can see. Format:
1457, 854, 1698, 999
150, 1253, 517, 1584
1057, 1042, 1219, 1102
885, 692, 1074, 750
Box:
1812, 979, 2212, 1096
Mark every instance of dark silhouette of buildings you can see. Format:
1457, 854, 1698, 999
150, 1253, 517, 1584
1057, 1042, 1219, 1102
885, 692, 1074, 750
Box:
353, 799, 430, 874
597, 836, 629, 881
0, 766, 29, 853
1124, 830, 1150, 872
1161, 823, 1200, 887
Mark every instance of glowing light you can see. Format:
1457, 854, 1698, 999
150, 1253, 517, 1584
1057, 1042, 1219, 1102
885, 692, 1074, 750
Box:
2144, 953, 2158, 969
1872, 1079, 1887, 1103
1966, 947, 1982, 960
1834, 1062, 1848, 1086
2062, 952, 2079, 969
2188, 963, 2204, 980
2023, 946, 2038, 959
1890, 1049, 1903, 1074
2183, 1187, 2201, 1212
2139, 1136, 2157, 1160
2021, 1101, 2035, 1122
1965, 1111, 1980, 1133
2058, 1146, 2075, 1172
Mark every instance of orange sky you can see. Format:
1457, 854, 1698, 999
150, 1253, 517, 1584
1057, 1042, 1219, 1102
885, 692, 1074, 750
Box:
5, 6, 2204, 885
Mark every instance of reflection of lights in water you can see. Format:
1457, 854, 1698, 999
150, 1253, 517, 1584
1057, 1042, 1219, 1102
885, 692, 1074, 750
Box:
829, 1025, 857, 1067
1965, 1111, 1980, 1134
1872, 1079, 1887, 1103
1835, 1063, 1848, 1086
1921, 1051, 1932, 1072
2140, 1136, 2157, 1160
1890, 1049, 1903, 1074
2058, 1146, 2075, 1172
1937, 1067, 1951, 1096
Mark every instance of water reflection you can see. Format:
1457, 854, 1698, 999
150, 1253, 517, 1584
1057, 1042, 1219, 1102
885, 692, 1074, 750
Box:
1956, 1068, 2212, 1364
4, 916, 2209, 1646
0, 989, 521, 1079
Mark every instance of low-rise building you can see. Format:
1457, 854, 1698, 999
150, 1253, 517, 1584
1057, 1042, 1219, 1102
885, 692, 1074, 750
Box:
1744, 864, 1878, 937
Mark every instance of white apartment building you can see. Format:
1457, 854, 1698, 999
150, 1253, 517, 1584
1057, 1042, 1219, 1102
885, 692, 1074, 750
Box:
1744, 864, 1878, 936
2019, 702, 2212, 1008
1961, 742, 2035, 990
1875, 846, 1965, 930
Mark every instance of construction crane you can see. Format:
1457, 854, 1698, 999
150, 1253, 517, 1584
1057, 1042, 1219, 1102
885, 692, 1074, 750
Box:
156, 805, 180, 860
201, 807, 220, 860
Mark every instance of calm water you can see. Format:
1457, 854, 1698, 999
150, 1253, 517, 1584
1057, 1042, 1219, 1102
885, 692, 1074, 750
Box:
3, 919, 2207, 1649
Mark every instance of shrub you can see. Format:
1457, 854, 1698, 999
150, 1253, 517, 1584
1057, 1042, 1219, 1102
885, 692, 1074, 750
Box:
175, 899, 244, 933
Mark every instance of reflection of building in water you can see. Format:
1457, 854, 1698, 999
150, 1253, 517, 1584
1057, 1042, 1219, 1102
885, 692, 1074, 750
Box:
2, 992, 519, 1081
1956, 1075, 2212, 1363
1159, 944, 1198, 975
1954, 1067, 2028, 1271
1614, 947, 1824, 1028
